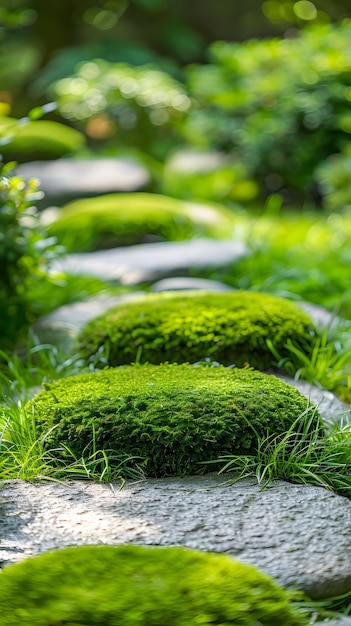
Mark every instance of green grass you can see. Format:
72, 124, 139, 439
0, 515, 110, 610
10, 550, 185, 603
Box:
0, 341, 146, 483
266, 323, 351, 397
0, 401, 146, 484
209, 407, 351, 499
193, 206, 351, 318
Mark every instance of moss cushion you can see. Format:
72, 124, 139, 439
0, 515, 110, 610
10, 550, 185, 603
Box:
0, 116, 85, 161
27, 364, 320, 477
47, 192, 236, 251
0, 544, 307, 626
77, 290, 315, 370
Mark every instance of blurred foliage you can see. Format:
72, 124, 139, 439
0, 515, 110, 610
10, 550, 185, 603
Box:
182, 20, 351, 206
315, 149, 351, 211
195, 207, 351, 318
162, 150, 259, 204
1, 0, 350, 108
0, 114, 85, 162
50, 60, 189, 158
0, 161, 61, 348
1, 0, 351, 203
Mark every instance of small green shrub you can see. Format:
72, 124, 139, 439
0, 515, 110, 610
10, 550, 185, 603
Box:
0, 162, 59, 348
315, 151, 351, 211
0, 544, 307, 626
27, 363, 319, 477
77, 291, 316, 369
53, 60, 190, 158
0, 116, 85, 162
182, 20, 351, 204
47, 192, 235, 251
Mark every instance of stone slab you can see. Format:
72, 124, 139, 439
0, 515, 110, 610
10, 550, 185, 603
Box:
298, 300, 340, 329
52, 238, 248, 285
16, 158, 150, 207
275, 374, 350, 428
151, 276, 234, 292
32, 292, 145, 350
1, 476, 351, 601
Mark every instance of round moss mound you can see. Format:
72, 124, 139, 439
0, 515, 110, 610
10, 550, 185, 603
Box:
28, 364, 320, 477
77, 290, 315, 370
0, 545, 307, 626
47, 192, 235, 251
0, 116, 85, 161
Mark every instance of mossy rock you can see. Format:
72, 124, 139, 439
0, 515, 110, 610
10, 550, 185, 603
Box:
47, 192, 236, 251
0, 116, 85, 161
77, 290, 316, 370
27, 364, 320, 477
0, 545, 307, 626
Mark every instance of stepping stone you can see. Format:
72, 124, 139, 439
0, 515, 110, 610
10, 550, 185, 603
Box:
151, 276, 234, 292
276, 374, 350, 428
1, 476, 350, 601
32, 292, 145, 351
51, 238, 248, 285
16, 158, 150, 207
326, 620, 351, 626
298, 300, 341, 329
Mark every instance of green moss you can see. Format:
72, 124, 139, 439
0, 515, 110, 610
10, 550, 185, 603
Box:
0, 545, 307, 626
77, 290, 316, 370
27, 363, 320, 477
0, 116, 85, 161
47, 192, 236, 251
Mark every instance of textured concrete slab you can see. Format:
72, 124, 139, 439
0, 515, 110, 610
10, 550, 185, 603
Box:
1, 476, 350, 600
17, 158, 150, 207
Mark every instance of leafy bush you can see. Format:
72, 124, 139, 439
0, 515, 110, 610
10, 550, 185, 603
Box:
0, 162, 59, 348
27, 363, 318, 477
46, 192, 235, 251
77, 290, 315, 369
182, 20, 351, 204
52, 60, 190, 157
315, 150, 351, 211
0, 116, 85, 162
0, 544, 307, 626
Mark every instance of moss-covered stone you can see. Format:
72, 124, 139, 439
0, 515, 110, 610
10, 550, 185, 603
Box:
0, 116, 85, 161
27, 364, 320, 477
77, 290, 315, 370
0, 545, 307, 626
47, 192, 236, 251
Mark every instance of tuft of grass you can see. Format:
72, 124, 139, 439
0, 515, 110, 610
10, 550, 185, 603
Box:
0, 402, 146, 484
267, 322, 351, 395
0, 338, 109, 403
210, 407, 351, 499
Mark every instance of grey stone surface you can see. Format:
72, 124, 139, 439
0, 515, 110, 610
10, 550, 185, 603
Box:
324, 620, 351, 625
1, 476, 351, 600
32, 292, 146, 350
298, 300, 340, 329
52, 238, 248, 285
16, 158, 150, 207
164, 149, 227, 174
275, 374, 351, 428
151, 276, 234, 292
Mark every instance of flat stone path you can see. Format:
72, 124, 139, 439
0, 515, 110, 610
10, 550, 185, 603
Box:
17, 158, 150, 207
52, 238, 248, 285
1, 476, 351, 602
